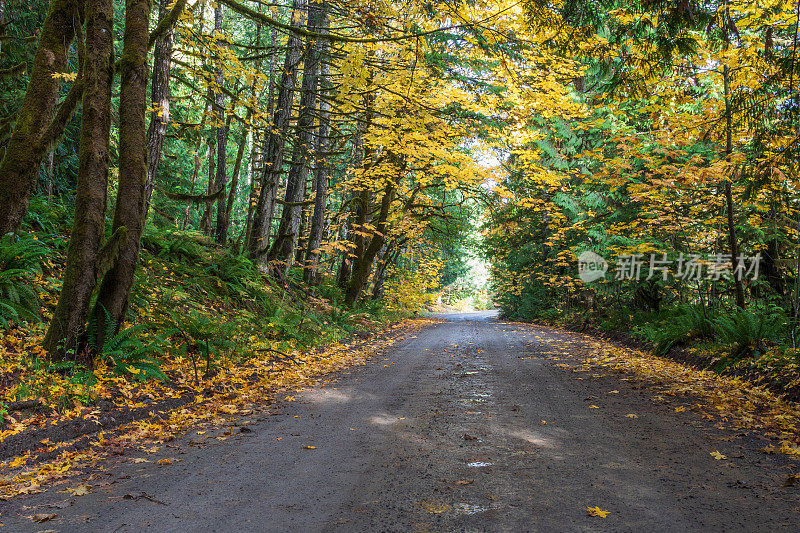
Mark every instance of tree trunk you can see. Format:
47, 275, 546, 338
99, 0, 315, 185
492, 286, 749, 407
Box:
302, 60, 330, 285
43, 0, 113, 359
144, 0, 176, 216
213, 5, 229, 244
267, 0, 326, 275
0, 0, 77, 235
249, 0, 307, 267
182, 101, 210, 230
337, 133, 365, 290
200, 137, 216, 234
723, 64, 745, 309
225, 110, 252, 240
92, 0, 152, 345
345, 178, 395, 306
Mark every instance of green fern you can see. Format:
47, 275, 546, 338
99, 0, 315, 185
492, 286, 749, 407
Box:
0, 235, 47, 327
88, 308, 166, 381
639, 305, 716, 355
713, 308, 786, 366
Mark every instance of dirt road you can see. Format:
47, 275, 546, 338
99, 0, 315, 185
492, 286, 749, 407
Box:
3, 311, 799, 531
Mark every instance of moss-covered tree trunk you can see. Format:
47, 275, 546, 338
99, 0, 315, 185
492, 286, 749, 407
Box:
144, 0, 176, 215
0, 0, 77, 235
43, 0, 114, 359
268, 0, 326, 275
92, 0, 151, 345
249, 0, 307, 268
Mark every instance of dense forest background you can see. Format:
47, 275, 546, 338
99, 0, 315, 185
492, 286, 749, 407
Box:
3, 0, 800, 411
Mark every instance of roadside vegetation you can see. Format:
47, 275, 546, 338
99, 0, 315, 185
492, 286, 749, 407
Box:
482, 1, 800, 399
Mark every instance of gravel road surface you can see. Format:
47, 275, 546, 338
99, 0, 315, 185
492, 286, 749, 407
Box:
3, 311, 799, 532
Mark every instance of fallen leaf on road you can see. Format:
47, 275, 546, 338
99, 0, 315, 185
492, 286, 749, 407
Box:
675, 406, 685, 413
589, 405, 599, 409
67, 485, 91, 496
30, 513, 57, 523
302, 445, 316, 450
131, 458, 149, 464
456, 479, 474, 485
157, 458, 172, 465
540, 420, 547, 425
710, 451, 727, 460
284, 396, 296, 401
463, 433, 478, 441
421, 500, 450, 514
609, 390, 619, 394
625, 414, 638, 419
586, 506, 609, 518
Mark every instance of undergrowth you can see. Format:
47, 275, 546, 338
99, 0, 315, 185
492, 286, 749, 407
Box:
0, 218, 418, 415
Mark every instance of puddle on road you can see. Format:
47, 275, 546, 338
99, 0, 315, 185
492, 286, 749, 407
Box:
456, 503, 489, 515
466, 461, 492, 468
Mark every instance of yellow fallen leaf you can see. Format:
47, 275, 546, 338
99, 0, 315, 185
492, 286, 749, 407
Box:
609, 390, 619, 394
586, 506, 609, 518
674, 406, 685, 413
302, 445, 316, 450
284, 395, 296, 401
8, 455, 29, 468
421, 500, 450, 514
67, 484, 91, 496
589, 405, 600, 409
625, 413, 638, 419
157, 458, 173, 465
710, 451, 727, 460
132, 458, 149, 464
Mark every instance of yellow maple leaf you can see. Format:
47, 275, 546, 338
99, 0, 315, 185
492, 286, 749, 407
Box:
586, 506, 609, 518
710, 451, 727, 460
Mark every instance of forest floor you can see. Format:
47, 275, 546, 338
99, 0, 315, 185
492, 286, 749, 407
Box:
2, 310, 800, 531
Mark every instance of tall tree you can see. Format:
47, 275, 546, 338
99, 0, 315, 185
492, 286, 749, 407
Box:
144, 0, 177, 215
249, 0, 307, 267
268, 0, 327, 274
43, 0, 114, 358
92, 0, 152, 343
303, 57, 331, 285
213, 4, 229, 244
